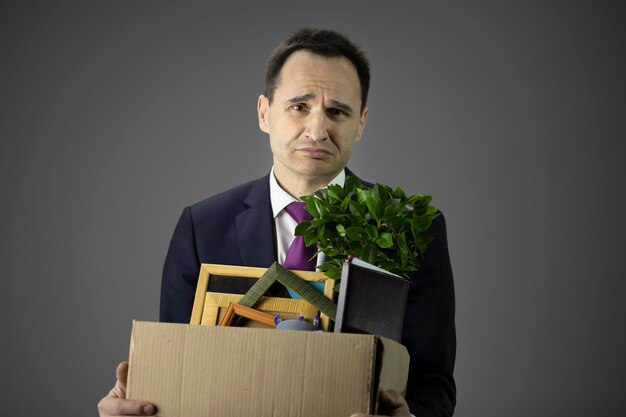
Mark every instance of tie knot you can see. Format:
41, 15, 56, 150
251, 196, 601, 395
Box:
284, 201, 313, 223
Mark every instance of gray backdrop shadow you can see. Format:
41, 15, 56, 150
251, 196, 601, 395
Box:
1, 1, 624, 416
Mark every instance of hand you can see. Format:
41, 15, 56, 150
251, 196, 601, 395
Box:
351, 389, 411, 417
97, 361, 156, 416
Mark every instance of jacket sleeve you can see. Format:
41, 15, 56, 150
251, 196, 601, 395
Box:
403, 212, 457, 416
160, 207, 201, 323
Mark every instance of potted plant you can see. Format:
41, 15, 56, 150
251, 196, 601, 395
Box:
295, 176, 439, 284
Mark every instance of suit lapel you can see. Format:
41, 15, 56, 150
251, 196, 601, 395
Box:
234, 169, 366, 268
236, 175, 277, 267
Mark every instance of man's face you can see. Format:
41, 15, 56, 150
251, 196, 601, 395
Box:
258, 50, 368, 187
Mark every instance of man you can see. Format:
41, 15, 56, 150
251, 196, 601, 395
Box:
98, 28, 456, 417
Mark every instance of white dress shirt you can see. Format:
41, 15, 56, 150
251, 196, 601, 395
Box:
269, 167, 345, 268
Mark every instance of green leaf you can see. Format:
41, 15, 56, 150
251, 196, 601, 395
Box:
365, 243, 378, 264
315, 188, 329, 200
398, 231, 408, 265
376, 199, 385, 220
365, 196, 379, 221
305, 199, 320, 218
322, 247, 339, 257
304, 231, 318, 247
416, 234, 434, 254
426, 205, 438, 216
339, 192, 353, 210
385, 215, 405, 230
383, 203, 402, 221
336, 224, 346, 237
310, 219, 329, 228
376, 232, 393, 248
314, 198, 329, 218
327, 185, 345, 203
366, 224, 378, 240
345, 226, 368, 241
355, 188, 368, 205
398, 230, 408, 248
378, 260, 397, 271
371, 183, 381, 201
294, 222, 310, 236
349, 201, 365, 218
345, 175, 362, 192
393, 186, 406, 199
300, 195, 314, 204
322, 226, 339, 241
317, 224, 326, 243
323, 213, 348, 223
349, 215, 362, 227
317, 262, 334, 271
325, 267, 342, 280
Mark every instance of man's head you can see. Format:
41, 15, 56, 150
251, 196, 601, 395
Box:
257, 29, 370, 196
264, 28, 370, 114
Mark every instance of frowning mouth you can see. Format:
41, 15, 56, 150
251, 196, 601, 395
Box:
295, 147, 333, 158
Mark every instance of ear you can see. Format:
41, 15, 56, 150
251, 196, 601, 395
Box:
257, 95, 270, 133
355, 106, 368, 142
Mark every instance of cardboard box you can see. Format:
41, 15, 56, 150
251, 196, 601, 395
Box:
127, 321, 409, 417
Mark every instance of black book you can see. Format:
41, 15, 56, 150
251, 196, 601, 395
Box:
334, 258, 409, 342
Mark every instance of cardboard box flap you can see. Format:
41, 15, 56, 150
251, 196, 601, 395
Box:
376, 336, 410, 396
127, 321, 408, 417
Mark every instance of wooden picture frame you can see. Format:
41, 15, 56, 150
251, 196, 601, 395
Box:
219, 302, 277, 327
190, 264, 333, 331
199, 292, 319, 327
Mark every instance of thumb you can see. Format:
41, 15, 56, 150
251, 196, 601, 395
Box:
379, 389, 405, 408
112, 361, 129, 398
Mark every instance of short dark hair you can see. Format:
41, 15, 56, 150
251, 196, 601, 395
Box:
264, 28, 370, 113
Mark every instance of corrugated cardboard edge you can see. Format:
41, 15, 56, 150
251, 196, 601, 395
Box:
127, 321, 405, 417
127, 321, 188, 414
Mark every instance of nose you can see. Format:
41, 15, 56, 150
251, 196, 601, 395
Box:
304, 110, 329, 142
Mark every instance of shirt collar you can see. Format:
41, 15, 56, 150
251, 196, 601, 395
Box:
269, 167, 346, 218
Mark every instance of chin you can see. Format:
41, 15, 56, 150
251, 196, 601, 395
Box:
283, 157, 343, 179
296, 164, 337, 178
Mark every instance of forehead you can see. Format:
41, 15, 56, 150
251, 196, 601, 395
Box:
274, 50, 361, 104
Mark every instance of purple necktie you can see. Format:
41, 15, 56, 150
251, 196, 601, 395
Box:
283, 201, 317, 271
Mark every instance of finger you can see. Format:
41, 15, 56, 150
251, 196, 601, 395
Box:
379, 389, 403, 407
98, 397, 156, 416
377, 389, 412, 417
111, 362, 130, 399
350, 390, 405, 417
116, 361, 129, 386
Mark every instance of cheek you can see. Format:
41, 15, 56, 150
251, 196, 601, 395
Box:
272, 120, 303, 144
335, 131, 359, 154
269, 128, 293, 154
339, 144, 354, 160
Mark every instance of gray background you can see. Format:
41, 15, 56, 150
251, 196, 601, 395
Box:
1, 1, 624, 416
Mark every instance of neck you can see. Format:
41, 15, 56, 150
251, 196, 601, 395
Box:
273, 167, 340, 198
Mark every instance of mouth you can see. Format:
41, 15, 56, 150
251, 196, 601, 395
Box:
295, 147, 333, 159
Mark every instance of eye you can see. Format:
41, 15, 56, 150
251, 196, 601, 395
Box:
290, 104, 308, 112
327, 108, 349, 118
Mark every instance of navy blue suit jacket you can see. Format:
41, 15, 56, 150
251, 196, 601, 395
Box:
160, 173, 456, 417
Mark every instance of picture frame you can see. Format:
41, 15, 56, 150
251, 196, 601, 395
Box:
190, 264, 333, 331
199, 291, 319, 327
219, 302, 277, 327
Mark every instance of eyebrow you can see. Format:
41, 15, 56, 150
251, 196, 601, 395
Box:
285, 94, 354, 115
286, 94, 316, 104
328, 100, 354, 115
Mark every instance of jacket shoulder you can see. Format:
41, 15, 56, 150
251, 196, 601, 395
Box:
189, 175, 269, 217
